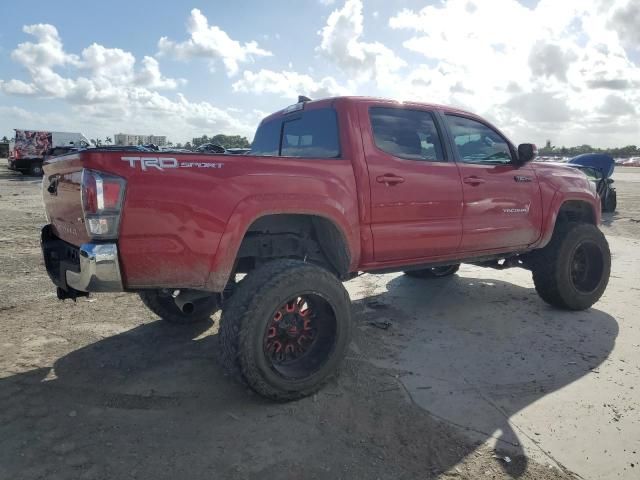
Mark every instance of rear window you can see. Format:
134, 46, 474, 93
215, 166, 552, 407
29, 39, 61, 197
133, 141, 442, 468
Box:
251, 108, 340, 159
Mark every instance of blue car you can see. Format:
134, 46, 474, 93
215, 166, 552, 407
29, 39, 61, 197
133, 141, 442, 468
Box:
568, 154, 617, 212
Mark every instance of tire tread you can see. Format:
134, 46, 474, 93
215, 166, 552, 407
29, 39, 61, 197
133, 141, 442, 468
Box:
219, 259, 351, 401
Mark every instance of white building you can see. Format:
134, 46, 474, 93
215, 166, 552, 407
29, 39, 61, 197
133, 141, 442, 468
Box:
114, 133, 167, 146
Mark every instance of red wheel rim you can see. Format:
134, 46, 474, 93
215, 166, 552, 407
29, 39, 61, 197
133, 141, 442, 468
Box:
264, 297, 318, 366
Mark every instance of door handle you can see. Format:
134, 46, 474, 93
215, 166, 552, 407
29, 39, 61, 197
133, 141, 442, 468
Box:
463, 176, 485, 186
376, 174, 405, 185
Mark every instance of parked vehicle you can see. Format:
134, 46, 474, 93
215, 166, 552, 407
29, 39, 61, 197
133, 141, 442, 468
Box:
195, 143, 226, 153
40, 96, 610, 401
567, 154, 617, 212
226, 148, 251, 155
9, 130, 89, 176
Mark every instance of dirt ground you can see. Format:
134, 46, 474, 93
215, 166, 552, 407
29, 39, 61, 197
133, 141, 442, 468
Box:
1, 162, 638, 480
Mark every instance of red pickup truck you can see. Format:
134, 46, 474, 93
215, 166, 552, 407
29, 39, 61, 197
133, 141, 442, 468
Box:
41, 96, 610, 400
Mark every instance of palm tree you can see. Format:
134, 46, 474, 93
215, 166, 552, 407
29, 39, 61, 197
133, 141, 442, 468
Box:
90, 138, 103, 147
105, 137, 112, 145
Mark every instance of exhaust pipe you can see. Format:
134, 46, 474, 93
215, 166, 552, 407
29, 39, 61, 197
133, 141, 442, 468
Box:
172, 289, 215, 314
175, 297, 195, 314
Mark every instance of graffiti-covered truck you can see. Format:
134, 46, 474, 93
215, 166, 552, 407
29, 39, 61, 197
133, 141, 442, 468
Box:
9, 130, 89, 176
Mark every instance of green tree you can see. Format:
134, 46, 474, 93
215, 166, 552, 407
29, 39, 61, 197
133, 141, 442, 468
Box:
211, 134, 250, 149
1, 136, 9, 143
90, 138, 103, 147
105, 137, 112, 145
190, 134, 250, 149
538, 139, 555, 156
184, 142, 192, 150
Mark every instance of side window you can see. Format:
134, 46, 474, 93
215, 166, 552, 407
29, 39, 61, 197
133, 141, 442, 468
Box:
445, 115, 512, 164
281, 109, 340, 158
370, 107, 445, 162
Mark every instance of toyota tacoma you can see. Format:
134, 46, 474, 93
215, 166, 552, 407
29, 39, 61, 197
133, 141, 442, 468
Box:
41, 96, 611, 400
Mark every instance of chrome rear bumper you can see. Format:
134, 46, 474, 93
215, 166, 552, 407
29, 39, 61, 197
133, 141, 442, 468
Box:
41, 225, 123, 293
66, 243, 123, 292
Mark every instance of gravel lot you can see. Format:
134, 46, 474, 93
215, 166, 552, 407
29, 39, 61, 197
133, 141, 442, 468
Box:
1, 161, 638, 479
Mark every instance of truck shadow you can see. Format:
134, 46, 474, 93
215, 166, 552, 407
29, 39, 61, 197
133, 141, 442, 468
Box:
0, 272, 618, 479
355, 272, 618, 475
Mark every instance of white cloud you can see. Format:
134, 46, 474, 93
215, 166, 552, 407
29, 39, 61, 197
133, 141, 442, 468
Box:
0, 22, 256, 141
528, 41, 577, 82
318, 0, 405, 84
608, 0, 640, 51
388, 0, 640, 146
505, 90, 574, 123
11, 24, 79, 71
0, 79, 38, 95
2, 2, 639, 148
157, 8, 272, 76
80, 43, 135, 83
135, 56, 184, 89
232, 69, 349, 99
598, 94, 636, 116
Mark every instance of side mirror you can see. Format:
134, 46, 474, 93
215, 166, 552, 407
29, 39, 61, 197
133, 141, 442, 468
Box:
516, 143, 537, 165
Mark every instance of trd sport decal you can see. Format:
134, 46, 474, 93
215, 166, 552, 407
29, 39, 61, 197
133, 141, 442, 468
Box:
122, 157, 224, 171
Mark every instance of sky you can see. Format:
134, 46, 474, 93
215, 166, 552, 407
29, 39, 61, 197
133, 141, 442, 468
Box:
0, 0, 638, 147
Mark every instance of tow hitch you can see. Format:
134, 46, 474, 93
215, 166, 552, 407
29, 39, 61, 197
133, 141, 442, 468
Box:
56, 286, 89, 301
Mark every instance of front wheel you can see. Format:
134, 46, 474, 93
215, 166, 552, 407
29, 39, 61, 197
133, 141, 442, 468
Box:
219, 260, 352, 401
404, 264, 460, 279
530, 222, 610, 310
603, 189, 617, 213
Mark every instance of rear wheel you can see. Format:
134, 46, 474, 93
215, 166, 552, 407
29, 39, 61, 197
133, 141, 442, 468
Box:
530, 222, 610, 310
138, 289, 219, 324
219, 259, 352, 401
29, 163, 43, 176
404, 264, 460, 279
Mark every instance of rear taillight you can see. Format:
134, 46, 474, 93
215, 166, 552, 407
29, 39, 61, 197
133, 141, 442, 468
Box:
81, 169, 126, 239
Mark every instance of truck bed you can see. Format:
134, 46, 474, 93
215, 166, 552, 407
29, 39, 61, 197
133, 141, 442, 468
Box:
42, 148, 359, 291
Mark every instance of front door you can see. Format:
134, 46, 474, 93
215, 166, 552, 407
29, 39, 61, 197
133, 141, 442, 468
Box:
443, 114, 542, 252
361, 105, 464, 262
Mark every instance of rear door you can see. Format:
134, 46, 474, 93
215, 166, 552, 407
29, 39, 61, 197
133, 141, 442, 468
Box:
360, 105, 464, 262
443, 114, 541, 252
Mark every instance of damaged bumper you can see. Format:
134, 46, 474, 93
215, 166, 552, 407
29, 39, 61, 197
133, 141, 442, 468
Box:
41, 225, 123, 296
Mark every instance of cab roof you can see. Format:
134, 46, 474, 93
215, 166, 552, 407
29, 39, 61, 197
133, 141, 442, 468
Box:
260, 96, 483, 125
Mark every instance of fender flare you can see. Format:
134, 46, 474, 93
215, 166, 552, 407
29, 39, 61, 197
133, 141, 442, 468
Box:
204, 194, 360, 292
535, 191, 600, 249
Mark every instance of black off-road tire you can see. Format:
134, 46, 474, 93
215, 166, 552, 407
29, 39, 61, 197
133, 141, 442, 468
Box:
603, 189, 617, 213
530, 222, 610, 310
404, 264, 460, 279
29, 163, 43, 176
219, 259, 352, 401
138, 290, 219, 324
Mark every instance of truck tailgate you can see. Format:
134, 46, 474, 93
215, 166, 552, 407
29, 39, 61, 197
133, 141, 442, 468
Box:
42, 153, 90, 246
